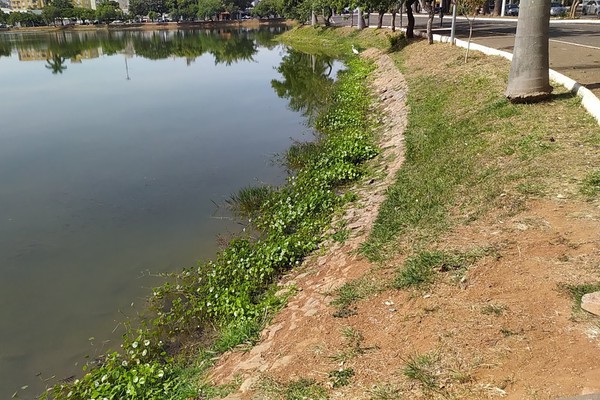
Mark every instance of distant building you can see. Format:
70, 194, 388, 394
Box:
10, 0, 45, 10
72, 0, 95, 8
116, 0, 127, 12
18, 48, 50, 61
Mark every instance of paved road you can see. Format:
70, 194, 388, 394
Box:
332, 14, 600, 97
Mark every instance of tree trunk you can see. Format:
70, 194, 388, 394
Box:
311, 10, 317, 25
482, 1, 490, 14
357, 7, 366, 29
423, 0, 434, 44
378, 11, 384, 28
570, 0, 580, 17
324, 7, 332, 25
406, 0, 415, 37
427, 10, 434, 43
505, 0, 552, 102
493, 0, 502, 15
391, 11, 396, 31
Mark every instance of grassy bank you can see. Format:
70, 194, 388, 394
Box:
242, 27, 600, 399
42, 34, 380, 400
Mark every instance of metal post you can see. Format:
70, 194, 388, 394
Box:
501, 0, 506, 16
450, 1, 457, 44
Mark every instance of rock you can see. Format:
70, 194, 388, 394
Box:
581, 292, 600, 316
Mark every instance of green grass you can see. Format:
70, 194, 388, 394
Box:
331, 276, 383, 309
561, 282, 600, 313
330, 326, 368, 362
226, 185, 274, 219
581, 169, 600, 197
394, 249, 483, 289
368, 383, 403, 400
481, 304, 507, 316
402, 352, 440, 390
328, 368, 355, 388
257, 376, 329, 400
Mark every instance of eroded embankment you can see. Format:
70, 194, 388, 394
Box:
208, 48, 410, 398
206, 31, 600, 400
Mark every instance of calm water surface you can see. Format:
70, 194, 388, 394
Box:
0, 27, 341, 398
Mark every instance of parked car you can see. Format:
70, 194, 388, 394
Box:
582, 0, 600, 14
505, 4, 519, 15
550, 2, 569, 15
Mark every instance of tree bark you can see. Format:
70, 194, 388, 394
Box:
425, 0, 434, 43
357, 7, 366, 29
406, 0, 415, 37
505, 0, 553, 102
570, 0, 580, 17
493, 0, 502, 15
378, 11, 384, 28
391, 11, 396, 31
311, 10, 317, 25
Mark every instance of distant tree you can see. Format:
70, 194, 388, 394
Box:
73, 7, 96, 20
223, 0, 251, 16
96, 0, 120, 22
42, 4, 61, 24
0, 10, 9, 24
373, 0, 396, 28
197, 0, 222, 19
169, 0, 198, 20
253, 0, 283, 17
147, 0, 169, 14
129, 0, 149, 16
8, 11, 44, 26
458, 0, 484, 60
390, 0, 401, 31
148, 9, 158, 19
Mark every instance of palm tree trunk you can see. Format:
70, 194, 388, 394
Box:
505, 0, 553, 102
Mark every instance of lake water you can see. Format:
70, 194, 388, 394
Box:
0, 27, 341, 398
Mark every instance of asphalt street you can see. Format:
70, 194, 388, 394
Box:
332, 13, 600, 97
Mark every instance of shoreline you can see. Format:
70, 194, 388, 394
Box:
2, 18, 294, 34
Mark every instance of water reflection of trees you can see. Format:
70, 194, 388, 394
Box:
45, 53, 67, 74
271, 49, 337, 125
0, 27, 285, 73
131, 30, 257, 65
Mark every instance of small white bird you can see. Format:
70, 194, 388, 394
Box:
352, 45, 359, 55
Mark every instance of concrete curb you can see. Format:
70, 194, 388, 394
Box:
409, 29, 600, 125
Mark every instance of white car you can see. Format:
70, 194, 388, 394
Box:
550, 2, 569, 15
582, 0, 600, 15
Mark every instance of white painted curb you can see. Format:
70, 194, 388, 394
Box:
412, 29, 600, 125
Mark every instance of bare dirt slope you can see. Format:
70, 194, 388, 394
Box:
207, 48, 600, 400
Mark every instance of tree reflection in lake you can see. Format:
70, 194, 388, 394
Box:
271, 49, 337, 125
45, 53, 67, 74
0, 25, 289, 73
